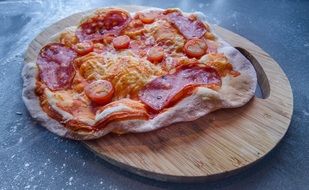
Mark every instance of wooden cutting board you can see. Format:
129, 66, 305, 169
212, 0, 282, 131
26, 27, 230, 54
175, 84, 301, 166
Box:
25, 6, 293, 182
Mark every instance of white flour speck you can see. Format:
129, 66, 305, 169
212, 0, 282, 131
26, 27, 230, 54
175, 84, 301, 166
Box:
14, 175, 19, 180
24, 163, 30, 167
67, 177, 73, 185
11, 125, 17, 133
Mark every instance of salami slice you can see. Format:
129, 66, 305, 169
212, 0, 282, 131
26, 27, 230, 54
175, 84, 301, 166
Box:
166, 12, 207, 39
76, 9, 131, 41
139, 66, 221, 111
37, 43, 77, 91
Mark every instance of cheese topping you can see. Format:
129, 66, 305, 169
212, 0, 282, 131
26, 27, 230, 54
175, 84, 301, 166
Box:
45, 89, 74, 122
78, 52, 164, 99
95, 104, 132, 122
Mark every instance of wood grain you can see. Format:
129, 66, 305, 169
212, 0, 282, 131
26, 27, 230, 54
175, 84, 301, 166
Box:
24, 6, 293, 182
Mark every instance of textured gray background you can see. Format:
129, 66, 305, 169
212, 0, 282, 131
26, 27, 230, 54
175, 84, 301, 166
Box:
0, 0, 308, 189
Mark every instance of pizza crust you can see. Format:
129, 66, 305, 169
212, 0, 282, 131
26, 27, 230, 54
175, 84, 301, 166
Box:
22, 8, 257, 140
22, 62, 111, 139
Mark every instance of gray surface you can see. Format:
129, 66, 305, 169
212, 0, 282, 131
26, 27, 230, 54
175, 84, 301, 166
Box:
0, 0, 308, 189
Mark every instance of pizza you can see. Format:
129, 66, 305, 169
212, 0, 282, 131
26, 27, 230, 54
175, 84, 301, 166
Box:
22, 7, 257, 140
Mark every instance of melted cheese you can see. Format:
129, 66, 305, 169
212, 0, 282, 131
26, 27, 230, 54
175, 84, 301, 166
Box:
145, 20, 185, 52
77, 117, 95, 126
45, 89, 74, 122
199, 53, 233, 76
95, 104, 132, 122
77, 52, 106, 80
79, 52, 164, 99
45, 89, 96, 126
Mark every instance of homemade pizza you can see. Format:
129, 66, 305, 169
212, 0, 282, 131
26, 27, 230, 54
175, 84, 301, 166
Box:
22, 7, 257, 140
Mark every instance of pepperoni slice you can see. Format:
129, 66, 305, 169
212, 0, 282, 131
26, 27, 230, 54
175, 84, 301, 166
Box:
166, 12, 207, 39
138, 66, 221, 111
76, 9, 131, 42
37, 43, 77, 91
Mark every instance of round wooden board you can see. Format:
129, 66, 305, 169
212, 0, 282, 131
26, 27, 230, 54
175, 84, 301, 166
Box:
25, 6, 293, 182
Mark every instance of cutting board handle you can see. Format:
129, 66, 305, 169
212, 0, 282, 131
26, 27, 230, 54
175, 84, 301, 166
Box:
235, 47, 270, 99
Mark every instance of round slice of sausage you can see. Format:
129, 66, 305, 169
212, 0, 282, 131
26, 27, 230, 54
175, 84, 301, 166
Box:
112, 35, 130, 50
183, 38, 207, 58
147, 46, 165, 63
37, 43, 77, 91
137, 10, 161, 24
85, 80, 114, 105
72, 41, 94, 55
